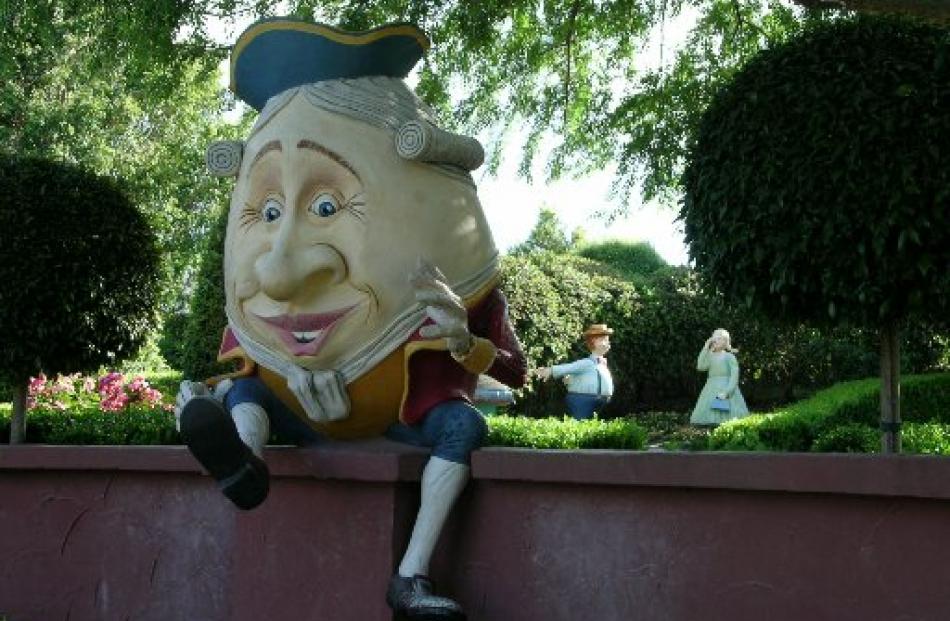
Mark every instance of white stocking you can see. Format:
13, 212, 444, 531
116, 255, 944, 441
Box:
231, 402, 270, 458
398, 456, 470, 578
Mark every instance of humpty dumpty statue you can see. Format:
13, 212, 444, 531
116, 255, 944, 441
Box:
175, 18, 527, 620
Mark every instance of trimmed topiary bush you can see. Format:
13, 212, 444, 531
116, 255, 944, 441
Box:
0, 156, 160, 442
681, 15, 950, 450
576, 240, 667, 284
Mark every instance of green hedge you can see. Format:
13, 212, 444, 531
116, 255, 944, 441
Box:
0, 406, 646, 451
178, 204, 232, 381
0, 403, 178, 445
486, 415, 647, 450
709, 373, 950, 452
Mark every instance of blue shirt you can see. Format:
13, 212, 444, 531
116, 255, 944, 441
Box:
551, 356, 613, 397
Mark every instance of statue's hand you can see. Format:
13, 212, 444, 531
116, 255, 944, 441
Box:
534, 367, 552, 381
411, 258, 473, 356
287, 366, 350, 423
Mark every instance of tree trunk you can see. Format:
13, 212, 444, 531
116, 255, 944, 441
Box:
879, 322, 901, 454
793, 0, 950, 21
10, 380, 27, 444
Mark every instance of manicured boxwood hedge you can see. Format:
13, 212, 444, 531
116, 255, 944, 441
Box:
709, 373, 950, 453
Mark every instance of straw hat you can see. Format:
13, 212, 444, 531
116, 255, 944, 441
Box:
583, 323, 614, 338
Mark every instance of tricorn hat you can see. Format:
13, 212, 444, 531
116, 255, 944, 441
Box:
231, 18, 430, 111
583, 324, 614, 338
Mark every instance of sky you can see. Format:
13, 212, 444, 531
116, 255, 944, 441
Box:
203, 8, 695, 266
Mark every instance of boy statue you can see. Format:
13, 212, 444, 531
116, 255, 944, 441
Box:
535, 323, 614, 419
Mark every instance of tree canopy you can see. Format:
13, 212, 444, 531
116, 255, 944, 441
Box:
681, 14, 950, 326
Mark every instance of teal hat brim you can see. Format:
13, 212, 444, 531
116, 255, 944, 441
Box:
231, 18, 430, 111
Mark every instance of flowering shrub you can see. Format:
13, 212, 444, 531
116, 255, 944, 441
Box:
28, 372, 172, 413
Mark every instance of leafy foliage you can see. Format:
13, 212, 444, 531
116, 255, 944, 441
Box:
681, 15, 950, 326
811, 423, 879, 453
485, 414, 647, 449
278, 0, 816, 208
509, 207, 574, 255
902, 422, 950, 455
0, 157, 160, 385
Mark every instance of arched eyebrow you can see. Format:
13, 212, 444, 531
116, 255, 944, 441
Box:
249, 140, 282, 171
297, 139, 361, 181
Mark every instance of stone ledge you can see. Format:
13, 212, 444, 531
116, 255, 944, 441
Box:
473, 448, 950, 499
3, 444, 950, 499
0, 439, 430, 482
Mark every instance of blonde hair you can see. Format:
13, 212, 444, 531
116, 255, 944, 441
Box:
711, 328, 738, 353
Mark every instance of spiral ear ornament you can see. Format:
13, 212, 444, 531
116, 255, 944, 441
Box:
395, 121, 485, 171
206, 140, 244, 177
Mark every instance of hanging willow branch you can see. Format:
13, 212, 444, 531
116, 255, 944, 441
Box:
563, 0, 582, 128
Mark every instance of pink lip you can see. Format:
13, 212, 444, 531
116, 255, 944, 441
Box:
253, 306, 355, 357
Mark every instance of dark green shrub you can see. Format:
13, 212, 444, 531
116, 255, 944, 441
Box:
577, 240, 667, 284
0, 157, 160, 441
812, 424, 880, 454
179, 204, 231, 380
485, 415, 647, 450
158, 311, 190, 372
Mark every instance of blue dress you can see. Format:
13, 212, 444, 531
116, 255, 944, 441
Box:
689, 348, 749, 426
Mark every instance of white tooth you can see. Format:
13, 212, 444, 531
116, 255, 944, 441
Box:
292, 330, 321, 341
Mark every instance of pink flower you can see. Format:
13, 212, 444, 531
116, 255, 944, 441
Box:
28, 374, 47, 395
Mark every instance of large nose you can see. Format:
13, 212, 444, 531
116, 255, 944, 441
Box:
255, 224, 346, 301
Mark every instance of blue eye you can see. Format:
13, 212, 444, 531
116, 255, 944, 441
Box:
310, 193, 338, 218
261, 198, 283, 222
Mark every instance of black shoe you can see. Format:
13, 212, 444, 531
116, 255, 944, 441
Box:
386, 574, 466, 620
179, 396, 269, 510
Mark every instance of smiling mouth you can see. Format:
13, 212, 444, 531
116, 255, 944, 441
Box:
253, 306, 356, 357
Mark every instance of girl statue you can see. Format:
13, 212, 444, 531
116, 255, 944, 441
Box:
689, 328, 750, 427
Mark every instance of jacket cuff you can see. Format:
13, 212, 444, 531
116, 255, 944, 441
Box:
452, 336, 497, 375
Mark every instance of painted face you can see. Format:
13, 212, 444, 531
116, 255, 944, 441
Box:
224, 93, 497, 370
710, 331, 729, 352
590, 336, 611, 356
